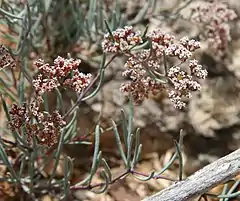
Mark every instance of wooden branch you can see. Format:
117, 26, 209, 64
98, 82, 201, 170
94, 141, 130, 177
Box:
143, 148, 240, 201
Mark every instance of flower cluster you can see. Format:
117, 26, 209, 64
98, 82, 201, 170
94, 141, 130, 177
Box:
189, 59, 208, 79
33, 74, 60, 95
190, 0, 237, 55
167, 59, 207, 109
8, 104, 66, 147
8, 103, 30, 131
102, 26, 143, 53
31, 56, 92, 119
146, 30, 175, 56
64, 69, 92, 93
167, 65, 202, 109
7, 56, 93, 146
120, 50, 165, 103
33, 56, 92, 96
165, 36, 200, 61
146, 31, 200, 61
103, 27, 206, 108
120, 77, 165, 104
34, 56, 81, 78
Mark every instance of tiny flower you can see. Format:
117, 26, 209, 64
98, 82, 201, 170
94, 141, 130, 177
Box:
119, 38, 129, 51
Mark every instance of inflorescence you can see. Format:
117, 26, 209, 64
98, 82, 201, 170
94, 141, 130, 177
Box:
102, 26, 207, 109
8, 56, 92, 147
190, 0, 237, 56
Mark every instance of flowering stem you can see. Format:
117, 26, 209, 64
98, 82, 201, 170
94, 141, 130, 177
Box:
10, 67, 17, 89
163, 51, 168, 75
62, 73, 100, 119
63, 54, 117, 119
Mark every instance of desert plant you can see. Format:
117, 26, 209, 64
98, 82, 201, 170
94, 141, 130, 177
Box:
0, 0, 239, 201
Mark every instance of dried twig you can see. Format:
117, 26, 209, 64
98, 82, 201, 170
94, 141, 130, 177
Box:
143, 148, 240, 201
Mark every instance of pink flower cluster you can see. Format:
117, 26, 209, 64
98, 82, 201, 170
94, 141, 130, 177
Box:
8, 103, 30, 130
35, 56, 81, 78
102, 26, 143, 53
8, 104, 66, 147
33, 74, 60, 95
36, 111, 66, 146
103, 27, 207, 108
33, 56, 92, 95
120, 76, 165, 104
26, 56, 92, 144
146, 31, 200, 61
190, 0, 237, 55
147, 30, 175, 56
189, 59, 208, 79
64, 69, 92, 93
167, 59, 207, 109
120, 50, 165, 103
165, 36, 200, 61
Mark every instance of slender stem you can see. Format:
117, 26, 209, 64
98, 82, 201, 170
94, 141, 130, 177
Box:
70, 170, 130, 190
131, 170, 176, 182
163, 51, 168, 75
63, 54, 117, 119
1, 137, 33, 152
173, 0, 194, 16
0, 7, 23, 20
70, 168, 176, 191
10, 67, 17, 89
63, 73, 100, 119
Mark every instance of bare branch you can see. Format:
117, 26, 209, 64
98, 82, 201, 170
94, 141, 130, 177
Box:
143, 148, 240, 201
